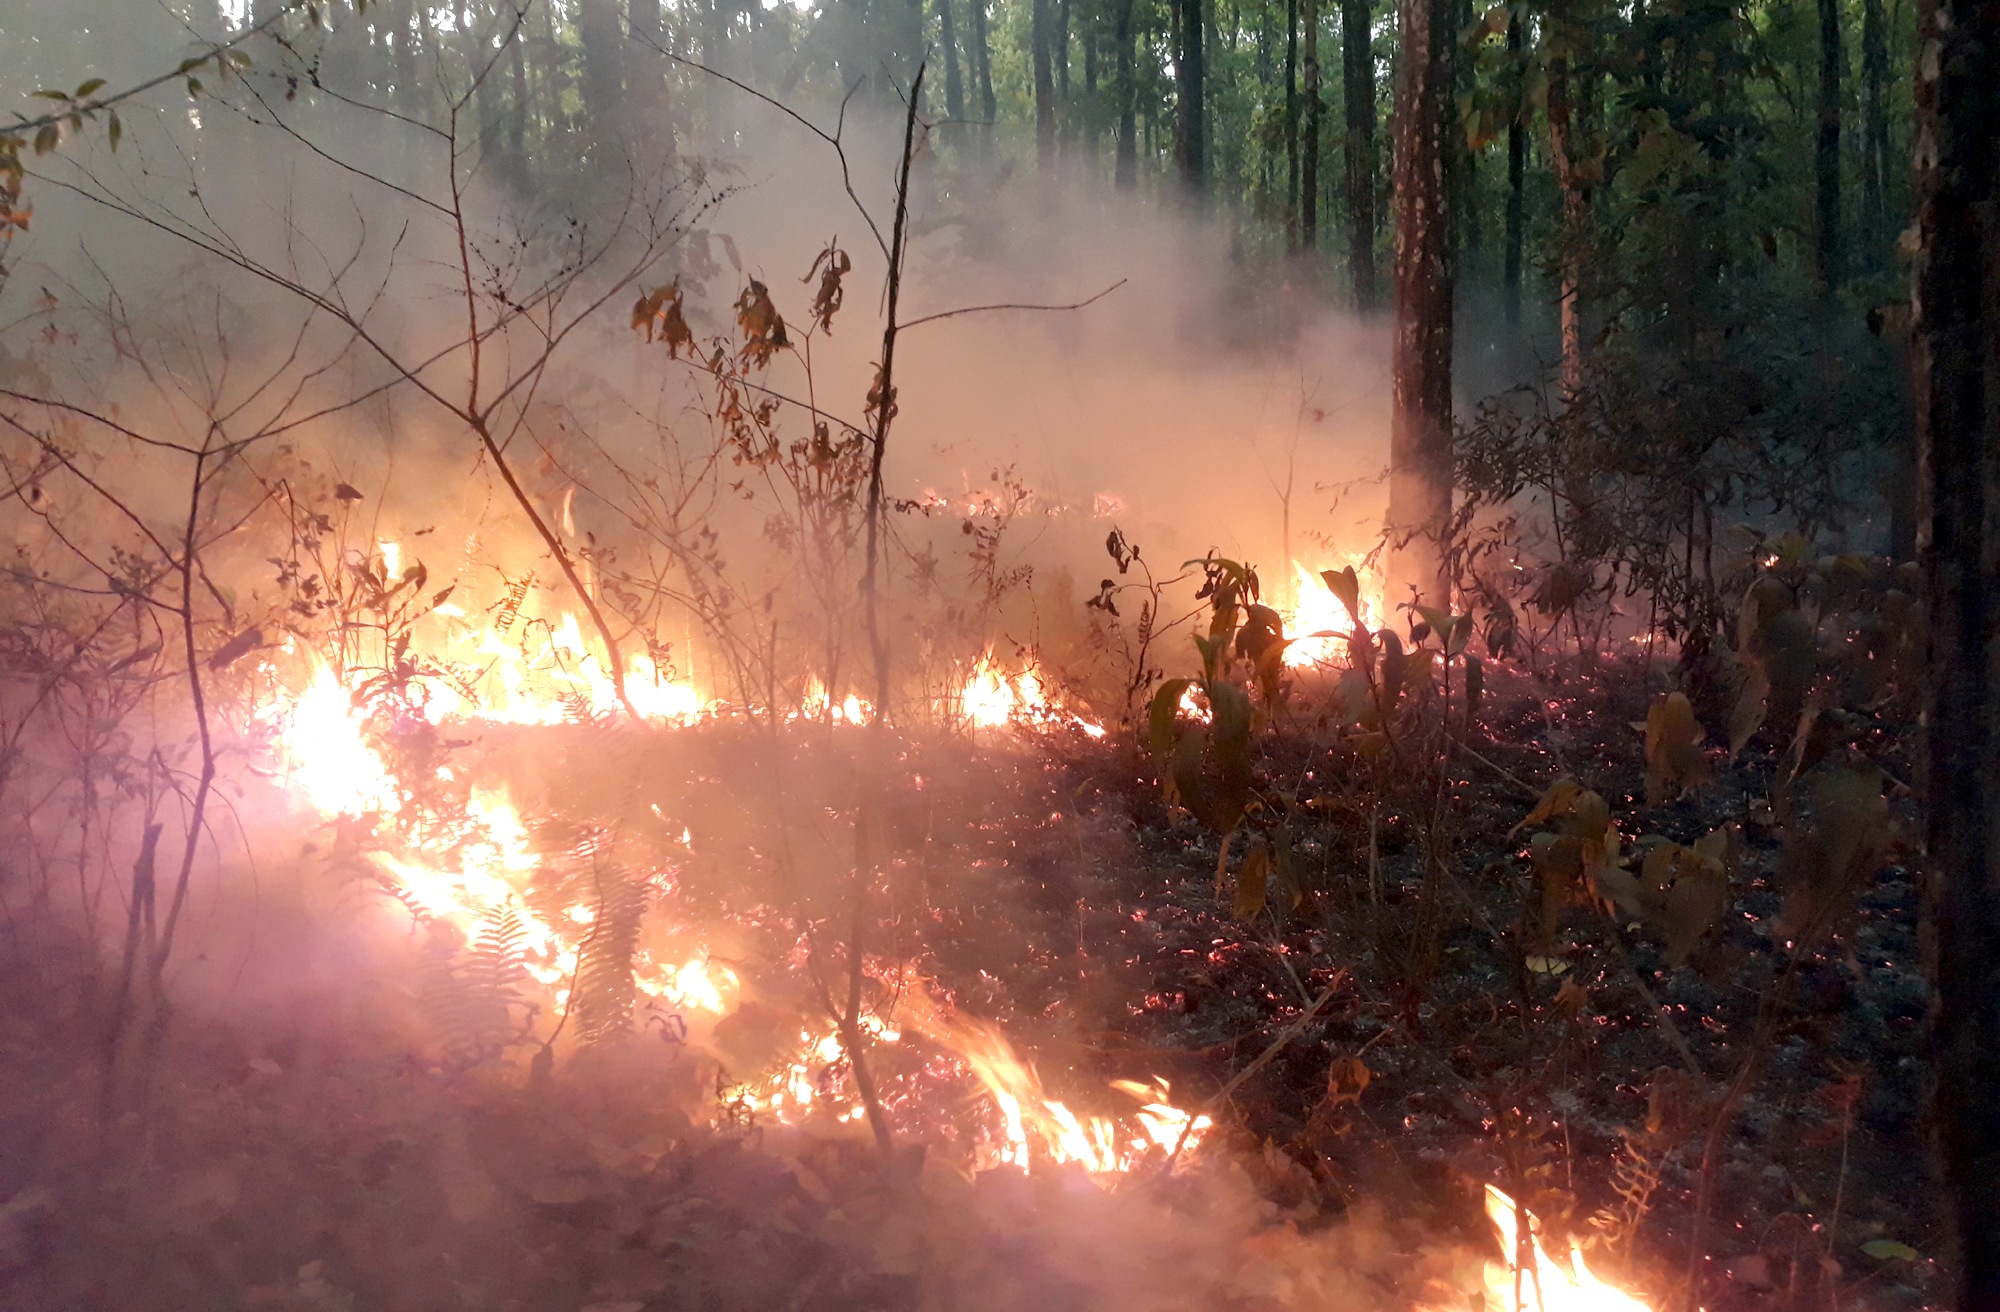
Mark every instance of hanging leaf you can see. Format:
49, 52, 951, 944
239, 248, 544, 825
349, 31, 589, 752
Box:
1644, 691, 1708, 806
1233, 839, 1272, 920
1321, 566, 1362, 624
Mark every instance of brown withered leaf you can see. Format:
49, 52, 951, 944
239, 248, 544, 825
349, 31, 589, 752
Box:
734, 279, 789, 367
1644, 691, 1708, 806
803, 242, 850, 334
1514, 776, 1584, 835
1233, 838, 1272, 920
1326, 1053, 1371, 1108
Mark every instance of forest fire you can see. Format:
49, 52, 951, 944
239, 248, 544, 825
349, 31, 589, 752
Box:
1281, 561, 1385, 666
259, 581, 1196, 1172
1480, 1186, 1654, 1312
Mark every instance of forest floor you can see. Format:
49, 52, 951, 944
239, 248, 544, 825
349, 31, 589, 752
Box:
0, 655, 1949, 1312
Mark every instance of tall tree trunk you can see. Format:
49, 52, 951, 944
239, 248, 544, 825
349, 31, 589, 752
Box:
1912, 0, 2000, 1302
939, 0, 967, 121
1388, 0, 1455, 605
1302, 0, 1321, 248
1341, 0, 1378, 307
970, 0, 998, 125
1546, 54, 1586, 398
1860, 0, 1890, 262
1034, 0, 1059, 168
1115, 0, 1138, 184
1816, 0, 1844, 289
578, 0, 627, 163
1177, 0, 1206, 192
1503, 14, 1525, 326
509, 18, 530, 178
1287, 0, 1300, 243
628, 0, 677, 170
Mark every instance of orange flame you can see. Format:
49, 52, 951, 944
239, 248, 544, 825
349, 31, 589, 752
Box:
1279, 561, 1386, 668
899, 986, 1209, 1174
1483, 1186, 1653, 1312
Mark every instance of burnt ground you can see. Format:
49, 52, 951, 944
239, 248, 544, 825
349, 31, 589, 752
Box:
0, 654, 1946, 1312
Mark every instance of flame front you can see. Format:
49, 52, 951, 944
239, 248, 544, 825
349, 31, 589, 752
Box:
1279, 561, 1386, 667
900, 986, 1209, 1173
1483, 1186, 1653, 1312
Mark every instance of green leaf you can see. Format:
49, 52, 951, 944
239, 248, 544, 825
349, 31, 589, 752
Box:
1320, 566, 1361, 624
74, 78, 106, 99
185, 76, 204, 97
1148, 678, 1194, 761
107, 112, 121, 150
31, 90, 71, 101
33, 125, 58, 155
1860, 1240, 1920, 1263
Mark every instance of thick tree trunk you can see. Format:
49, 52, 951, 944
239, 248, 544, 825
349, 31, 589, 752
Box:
1503, 16, 1525, 326
577, 0, 627, 163
1546, 56, 1586, 398
1034, 0, 1059, 168
1115, 0, 1138, 185
627, 0, 676, 170
1341, 0, 1378, 307
1388, 0, 1454, 605
1912, 0, 2000, 1302
1860, 0, 1890, 261
1302, 0, 1320, 248
1815, 0, 1844, 288
938, 0, 966, 121
1177, 0, 1206, 192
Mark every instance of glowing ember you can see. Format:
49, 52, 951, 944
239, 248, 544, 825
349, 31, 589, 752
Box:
1483, 1186, 1653, 1312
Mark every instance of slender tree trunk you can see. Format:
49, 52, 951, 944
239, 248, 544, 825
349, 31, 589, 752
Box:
1388, 0, 1455, 605
1034, 0, 1059, 168
1302, 0, 1321, 247
1115, 0, 1138, 184
1341, 0, 1378, 307
1177, 0, 1207, 192
1059, 0, 1073, 112
1287, 0, 1300, 243
1912, 0, 2000, 1302
1503, 15, 1525, 325
939, 0, 967, 120
509, 19, 530, 179
1860, 0, 1890, 262
1816, 0, 1844, 288
970, 0, 998, 126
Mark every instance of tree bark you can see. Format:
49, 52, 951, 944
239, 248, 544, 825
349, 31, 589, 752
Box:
970, 0, 998, 126
1177, 0, 1207, 193
1388, 0, 1455, 605
939, 0, 966, 121
1115, 0, 1138, 184
1912, 0, 2000, 1302
1815, 0, 1844, 289
1860, 0, 1890, 261
627, 0, 676, 170
1342, 0, 1378, 307
1287, 0, 1300, 244
577, 0, 627, 164
1546, 53, 1585, 398
1034, 0, 1059, 168
1503, 14, 1525, 326
1302, 0, 1321, 248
